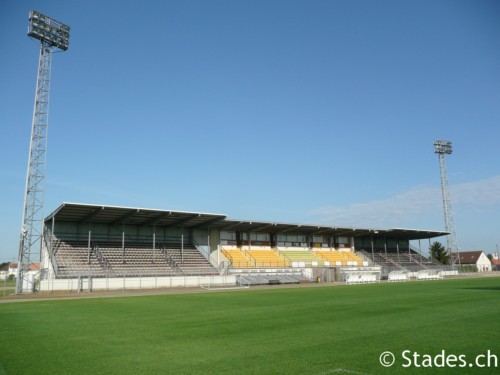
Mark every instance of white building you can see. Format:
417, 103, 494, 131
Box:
8, 263, 17, 277
456, 251, 492, 272
2, 263, 40, 279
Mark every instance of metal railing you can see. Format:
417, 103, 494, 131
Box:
93, 245, 111, 271
160, 246, 184, 275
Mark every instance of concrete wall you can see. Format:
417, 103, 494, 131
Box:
39, 274, 237, 292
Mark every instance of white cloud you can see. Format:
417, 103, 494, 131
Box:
308, 175, 500, 228
452, 175, 500, 207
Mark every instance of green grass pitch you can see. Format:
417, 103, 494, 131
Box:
0, 277, 499, 374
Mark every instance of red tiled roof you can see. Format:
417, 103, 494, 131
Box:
455, 251, 484, 265
6, 263, 40, 270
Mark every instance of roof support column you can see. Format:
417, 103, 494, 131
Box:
217, 232, 220, 267
152, 224, 156, 264
207, 227, 210, 253
122, 224, 125, 264
87, 227, 92, 265
371, 236, 375, 262
181, 227, 184, 264
50, 216, 55, 257
41, 216, 56, 278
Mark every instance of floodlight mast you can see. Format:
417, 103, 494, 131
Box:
16, 11, 70, 294
434, 140, 459, 267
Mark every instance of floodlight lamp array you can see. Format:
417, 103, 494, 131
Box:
28, 10, 70, 51
434, 140, 452, 155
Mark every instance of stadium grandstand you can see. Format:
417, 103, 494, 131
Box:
35, 202, 452, 292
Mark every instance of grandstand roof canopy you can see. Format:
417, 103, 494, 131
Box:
46, 203, 448, 241
46, 203, 226, 229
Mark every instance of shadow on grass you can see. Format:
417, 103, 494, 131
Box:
463, 286, 500, 291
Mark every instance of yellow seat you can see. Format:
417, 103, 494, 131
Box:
222, 249, 253, 268
248, 249, 289, 267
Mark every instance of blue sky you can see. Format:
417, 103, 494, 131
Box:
1, 0, 499, 261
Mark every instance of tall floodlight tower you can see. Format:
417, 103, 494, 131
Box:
16, 11, 70, 293
434, 140, 459, 266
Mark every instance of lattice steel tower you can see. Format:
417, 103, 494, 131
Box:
434, 140, 458, 264
16, 11, 70, 293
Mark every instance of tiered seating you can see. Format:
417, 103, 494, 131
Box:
165, 245, 218, 275
224, 247, 364, 269
95, 242, 177, 276
379, 252, 414, 266
280, 250, 324, 267
222, 248, 254, 268
50, 238, 216, 277
52, 239, 106, 278
399, 252, 435, 266
343, 251, 364, 265
360, 250, 441, 271
315, 250, 364, 266
314, 250, 345, 265
365, 252, 399, 267
248, 249, 289, 268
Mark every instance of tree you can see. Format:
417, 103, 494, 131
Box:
430, 241, 449, 265
0, 262, 10, 270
